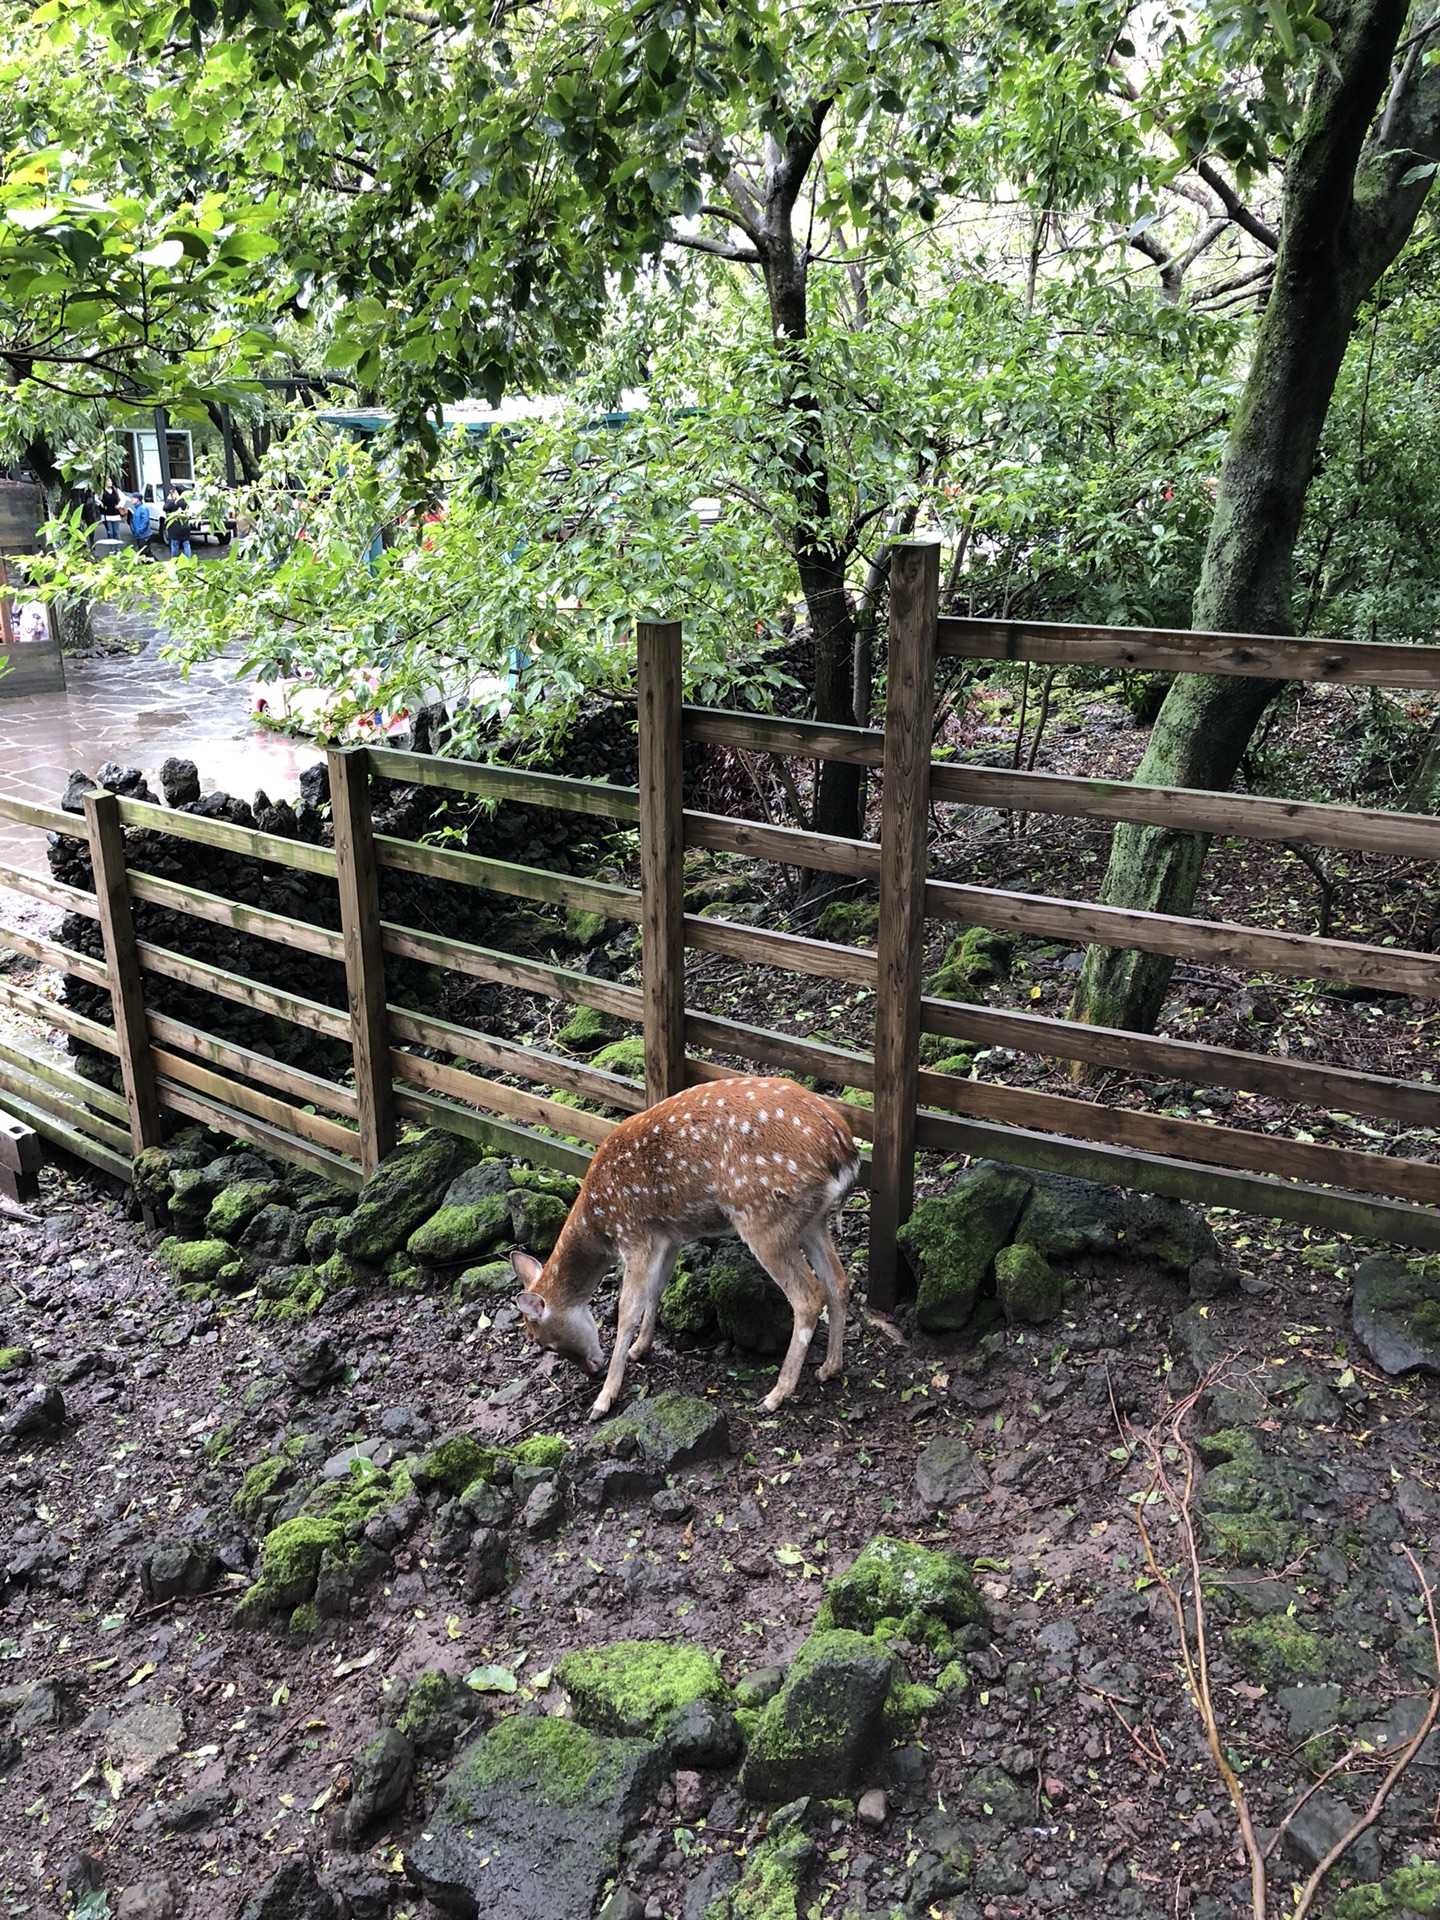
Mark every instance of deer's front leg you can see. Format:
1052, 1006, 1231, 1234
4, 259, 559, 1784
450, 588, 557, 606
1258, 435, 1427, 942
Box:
628, 1242, 681, 1363
589, 1241, 664, 1420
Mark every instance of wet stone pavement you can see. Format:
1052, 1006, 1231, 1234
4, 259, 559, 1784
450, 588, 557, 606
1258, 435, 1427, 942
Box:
0, 601, 321, 874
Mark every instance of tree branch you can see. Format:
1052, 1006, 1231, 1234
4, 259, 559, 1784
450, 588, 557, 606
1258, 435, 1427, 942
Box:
1193, 159, 1280, 251
666, 230, 764, 264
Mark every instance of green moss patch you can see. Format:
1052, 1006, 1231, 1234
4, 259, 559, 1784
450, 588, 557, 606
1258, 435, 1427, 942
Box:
408, 1195, 513, 1266
898, 1164, 1034, 1332
555, 1005, 618, 1055
558, 1641, 728, 1737
232, 1454, 296, 1524
157, 1237, 245, 1288
337, 1129, 468, 1263
814, 900, 880, 947
818, 1536, 988, 1656
206, 1179, 286, 1240
994, 1241, 1062, 1324
1196, 1428, 1308, 1570
1229, 1618, 1329, 1688
0, 1347, 29, 1375
590, 1037, 647, 1080
452, 1715, 635, 1812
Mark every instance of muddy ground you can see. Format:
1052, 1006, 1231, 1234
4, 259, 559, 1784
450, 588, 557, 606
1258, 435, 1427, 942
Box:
2, 1156, 1439, 1920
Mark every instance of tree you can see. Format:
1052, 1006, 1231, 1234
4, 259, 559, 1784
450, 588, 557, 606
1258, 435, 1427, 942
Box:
1072, 0, 1440, 1035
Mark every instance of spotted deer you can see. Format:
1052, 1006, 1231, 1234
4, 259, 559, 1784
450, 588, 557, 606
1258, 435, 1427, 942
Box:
509, 1076, 860, 1416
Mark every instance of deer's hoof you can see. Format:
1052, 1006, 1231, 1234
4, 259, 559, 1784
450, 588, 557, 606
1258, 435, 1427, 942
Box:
588, 1394, 615, 1422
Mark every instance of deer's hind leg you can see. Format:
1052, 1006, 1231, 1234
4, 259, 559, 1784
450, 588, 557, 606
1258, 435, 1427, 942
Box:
736, 1216, 826, 1413
801, 1218, 850, 1384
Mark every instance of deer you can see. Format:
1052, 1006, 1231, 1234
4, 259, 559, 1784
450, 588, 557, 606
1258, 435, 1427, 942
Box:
509, 1076, 860, 1417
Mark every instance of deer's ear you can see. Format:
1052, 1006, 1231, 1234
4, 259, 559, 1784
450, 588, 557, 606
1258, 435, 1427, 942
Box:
515, 1287, 547, 1326
510, 1249, 544, 1289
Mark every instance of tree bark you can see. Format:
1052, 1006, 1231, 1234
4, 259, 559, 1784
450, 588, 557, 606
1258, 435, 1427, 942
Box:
1072, 0, 1440, 1036
723, 112, 865, 843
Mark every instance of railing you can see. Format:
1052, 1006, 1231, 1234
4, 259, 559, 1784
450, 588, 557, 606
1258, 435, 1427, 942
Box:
0, 543, 1434, 1307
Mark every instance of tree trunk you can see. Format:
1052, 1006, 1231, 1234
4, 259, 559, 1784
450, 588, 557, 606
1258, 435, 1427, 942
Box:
1072, 0, 1440, 1035
751, 114, 864, 845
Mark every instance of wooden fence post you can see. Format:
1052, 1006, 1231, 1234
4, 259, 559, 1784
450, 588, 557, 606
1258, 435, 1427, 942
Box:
869, 539, 940, 1312
329, 747, 397, 1174
636, 617, 687, 1107
83, 787, 163, 1154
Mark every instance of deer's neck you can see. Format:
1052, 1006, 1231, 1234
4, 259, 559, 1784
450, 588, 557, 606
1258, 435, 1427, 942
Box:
541, 1210, 612, 1307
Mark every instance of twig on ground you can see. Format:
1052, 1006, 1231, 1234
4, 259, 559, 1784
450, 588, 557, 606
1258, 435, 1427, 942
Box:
1288, 1545, 1440, 1920
1262, 1742, 1367, 1859
1078, 1680, 1168, 1767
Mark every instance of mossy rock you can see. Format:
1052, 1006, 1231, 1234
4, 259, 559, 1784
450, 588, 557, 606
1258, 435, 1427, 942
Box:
898, 1164, 1034, 1333
239, 1204, 307, 1269
709, 1245, 792, 1356
455, 1435, 569, 1505
1229, 1617, 1329, 1688
556, 1005, 618, 1055
1352, 1255, 1440, 1376
953, 926, 1013, 985
442, 1161, 514, 1207
156, 1237, 246, 1288
659, 1262, 717, 1338
508, 1187, 570, 1255
925, 1051, 976, 1079
394, 1669, 480, 1758
304, 1215, 346, 1262
558, 1640, 729, 1738
254, 1265, 325, 1322
509, 1167, 583, 1204
337, 1129, 470, 1263
454, 1261, 515, 1302
407, 1195, 513, 1266
316, 1250, 360, 1291
814, 900, 880, 947
236, 1513, 347, 1619
590, 1392, 729, 1472
923, 930, 989, 1005
1391, 1863, 1440, 1917
591, 1037, 646, 1080
414, 1434, 491, 1497
739, 1629, 894, 1801
1015, 1170, 1218, 1271
233, 1454, 296, 1525
404, 1716, 667, 1917
1195, 1428, 1307, 1570
994, 1241, 1062, 1325
720, 1801, 816, 1919
206, 1179, 286, 1241
818, 1536, 988, 1655
565, 908, 613, 948
0, 1347, 30, 1375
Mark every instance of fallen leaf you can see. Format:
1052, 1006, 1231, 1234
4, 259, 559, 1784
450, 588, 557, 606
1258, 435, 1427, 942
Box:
465, 1664, 517, 1694
124, 1663, 156, 1688
332, 1649, 380, 1679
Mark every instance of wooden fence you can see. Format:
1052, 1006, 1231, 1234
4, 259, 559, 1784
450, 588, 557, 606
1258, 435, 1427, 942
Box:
0, 538, 1436, 1311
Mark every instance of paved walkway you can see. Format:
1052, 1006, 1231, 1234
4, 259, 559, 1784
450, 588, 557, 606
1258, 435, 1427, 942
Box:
0, 606, 321, 874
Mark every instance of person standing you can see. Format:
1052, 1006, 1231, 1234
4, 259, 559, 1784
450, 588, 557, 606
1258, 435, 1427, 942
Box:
98, 479, 123, 541
162, 483, 192, 560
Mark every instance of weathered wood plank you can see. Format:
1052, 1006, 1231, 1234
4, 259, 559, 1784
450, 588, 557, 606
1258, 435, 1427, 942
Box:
684, 810, 883, 880
916, 1069, 1439, 1205
871, 539, 940, 1310
84, 789, 162, 1152
365, 746, 641, 823
329, 748, 397, 1174
0, 975, 120, 1056
147, 1013, 359, 1119
126, 870, 346, 960
0, 1034, 127, 1121
681, 708, 886, 768
930, 763, 1440, 860
136, 941, 352, 1040
151, 1046, 360, 1157
684, 913, 879, 986
0, 861, 98, 918
374, 835, 641, 923
919, 997, 1440, 1130
390, 1049, 619, 1147
379, 922, 644, 1021
0, 1056, 132, 1153
915, 1109, 1440, 1252
924, 881, 1440, 999
0, 1078, 132, 1183
939, 616, 1440, 688
115, 797, 339, 875
388, 1006, 646, 1111
155, 1078, 364, 1187
682, 1010, 875, 1091
391, 1085, 596, 1179
0, 921, 110, 989
638, 618, 688, 1105
0, 793, 83, 838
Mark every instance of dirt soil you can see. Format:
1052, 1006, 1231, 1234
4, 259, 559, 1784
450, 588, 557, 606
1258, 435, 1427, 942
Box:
3, 1159, 1439, 1920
